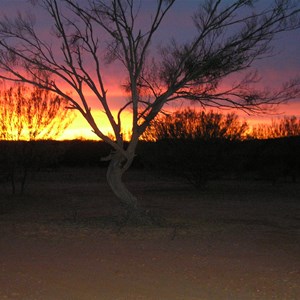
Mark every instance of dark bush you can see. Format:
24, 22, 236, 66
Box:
137, 136, 300, 185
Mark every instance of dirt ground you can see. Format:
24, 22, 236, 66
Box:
0, 168, 299, 300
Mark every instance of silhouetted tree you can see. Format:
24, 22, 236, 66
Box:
0, 83, 74, 141
0, 0, 300, 221
0, 83, 74, 193
251, 116, 300, 139
143, 108, 248, 141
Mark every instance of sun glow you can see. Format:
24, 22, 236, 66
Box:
58, 98, 300, 141
57, 109, 133, 141
1, 76, 300, 141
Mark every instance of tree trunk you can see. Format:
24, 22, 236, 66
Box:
106, 152, 138, 212
106, 151, 163, 225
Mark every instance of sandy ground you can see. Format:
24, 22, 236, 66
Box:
0, 169, 299, 299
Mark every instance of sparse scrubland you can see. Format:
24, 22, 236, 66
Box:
0, 139, 299, 299
0, 0, 299, 296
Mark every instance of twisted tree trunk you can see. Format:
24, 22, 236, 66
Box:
106, 152, 138, 212
106, 151, 160, 225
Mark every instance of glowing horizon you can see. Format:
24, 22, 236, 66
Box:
0, 0, 299, 141
1, 80, 299, 141
55, 99, 300, 141
57, 109, 133, 141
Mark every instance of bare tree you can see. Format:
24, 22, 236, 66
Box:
143, 108, 249, 141
251, 116, 300, 139
0, 83, 74, 141
0, 0, 300, 220
0, 83, 74, 193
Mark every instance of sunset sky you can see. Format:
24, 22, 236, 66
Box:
1, 0, 300, 140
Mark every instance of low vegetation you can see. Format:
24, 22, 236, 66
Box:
0, 83, 74, 141
251, 116, 300, 139
1, 106, 299, 194
143, 108, 300, 141
0, 135, 299, 194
